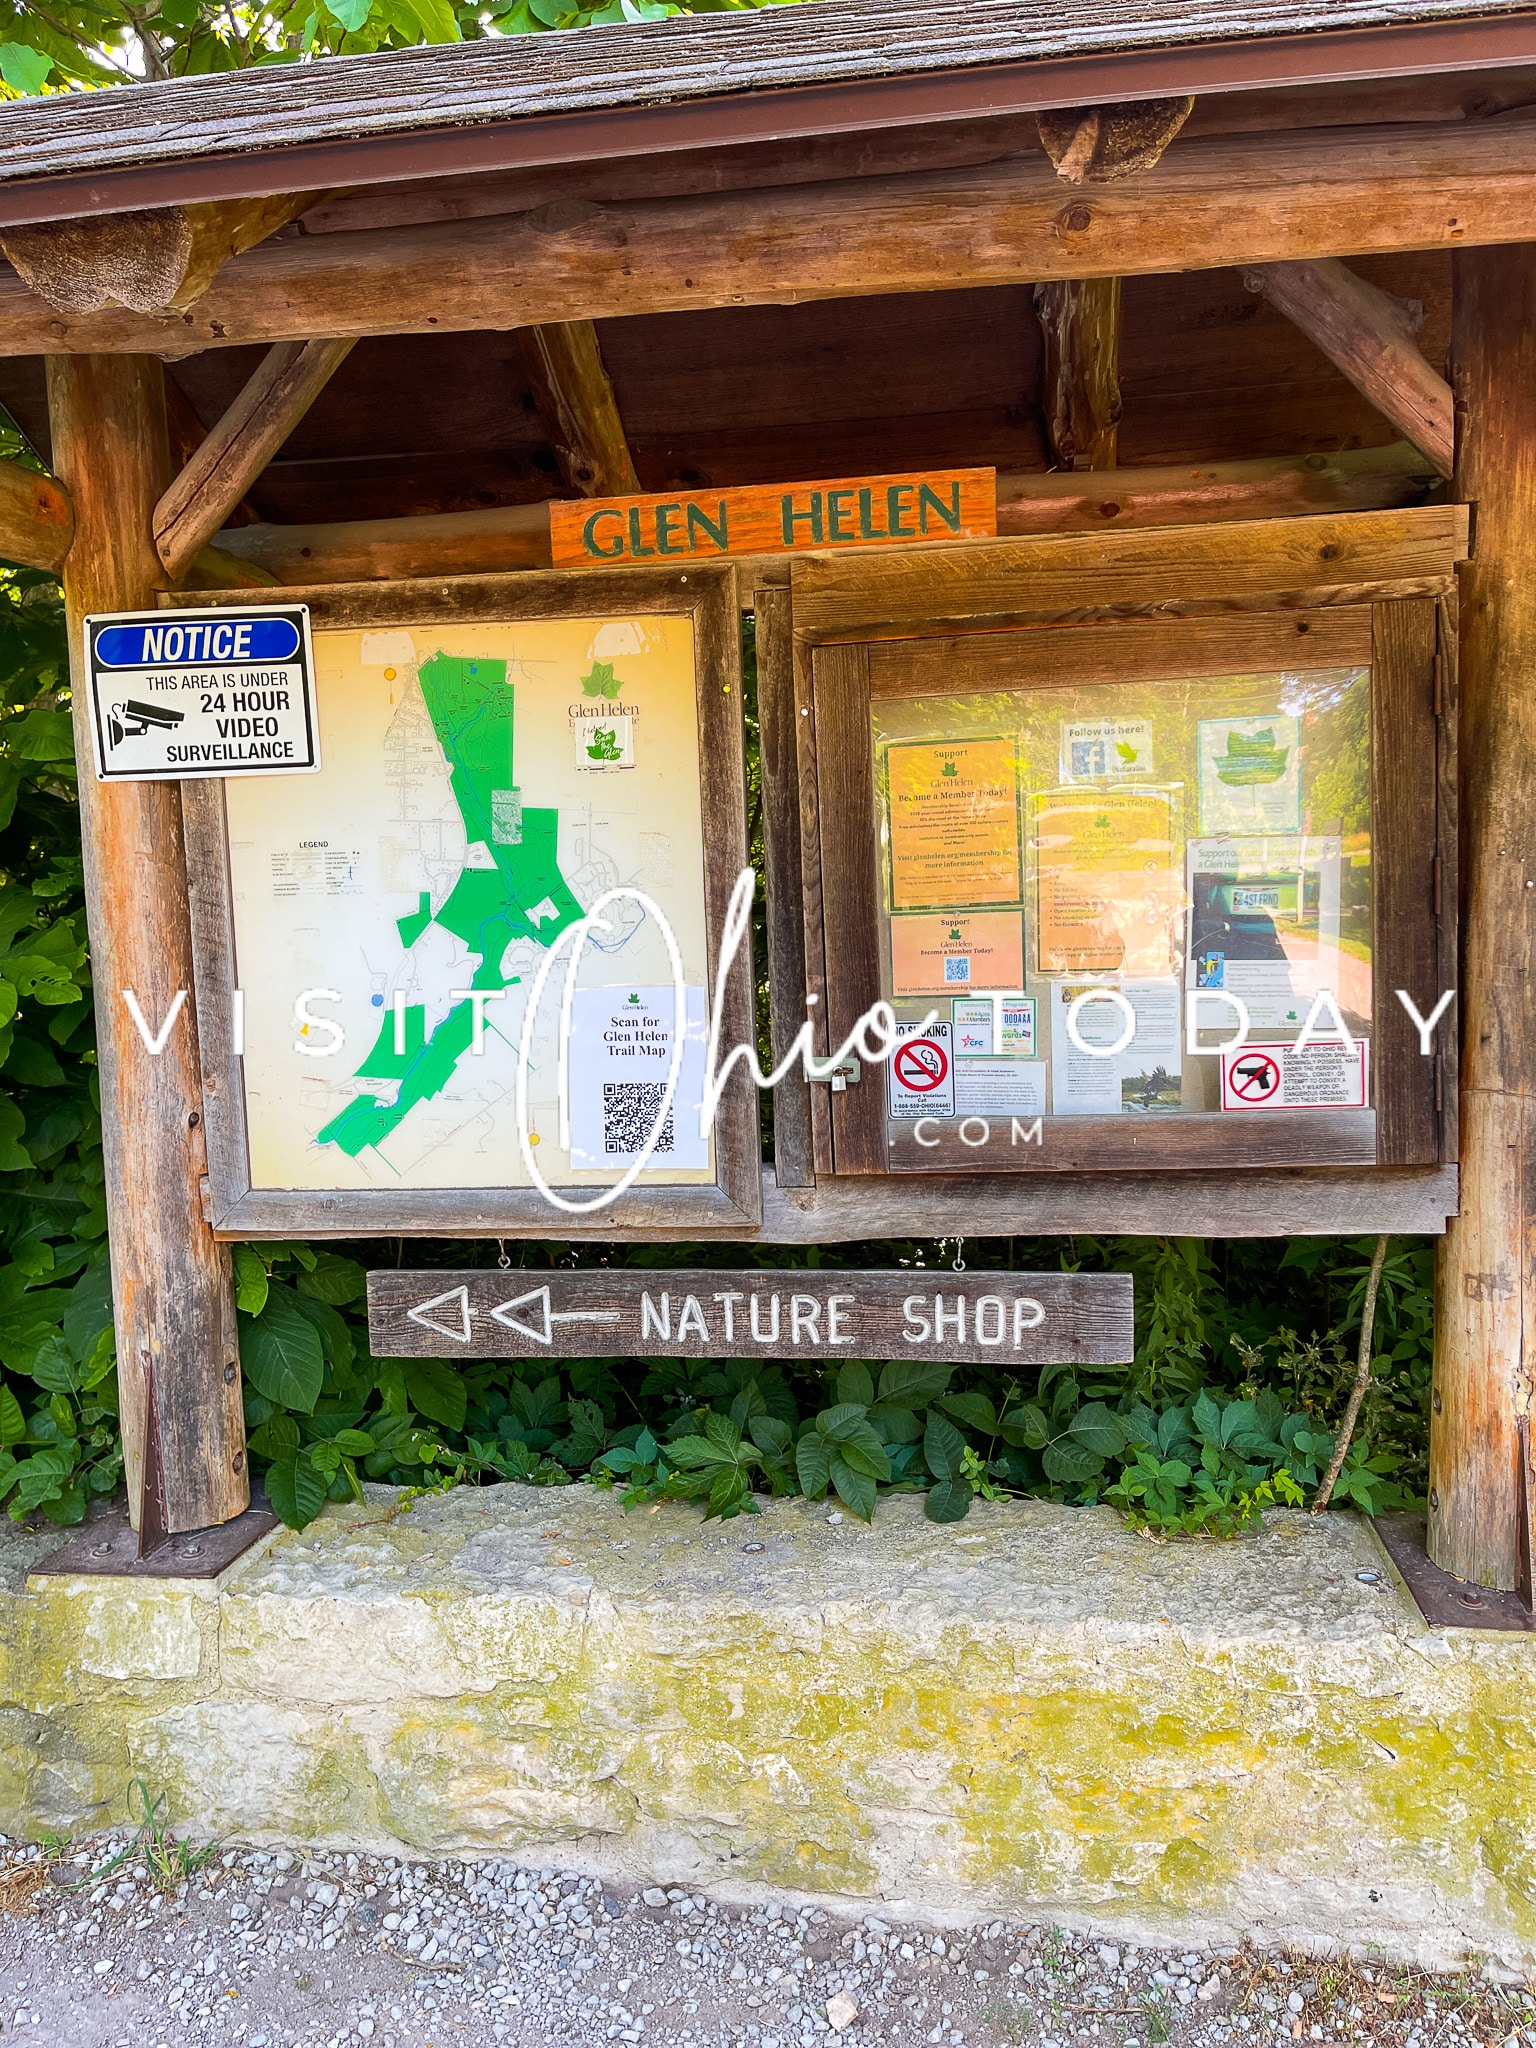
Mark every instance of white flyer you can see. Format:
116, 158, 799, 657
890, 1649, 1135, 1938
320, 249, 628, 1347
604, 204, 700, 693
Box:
1220, 1038, 1368, 1111
951, 995, 1036, 1059
567, 986, 710, 1168
1049, 979, 1183, 1116
888, 1019, 955, 1119
954, 1059, 1048, 1117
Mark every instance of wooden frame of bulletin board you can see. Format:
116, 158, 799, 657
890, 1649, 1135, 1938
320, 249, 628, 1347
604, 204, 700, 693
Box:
786, 506, 1462, 1189
172, 564, 762, 1238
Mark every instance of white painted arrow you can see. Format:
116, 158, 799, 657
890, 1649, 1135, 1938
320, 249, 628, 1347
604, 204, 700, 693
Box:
406, 1285, 472, 1344
489, 1285, 622, 1346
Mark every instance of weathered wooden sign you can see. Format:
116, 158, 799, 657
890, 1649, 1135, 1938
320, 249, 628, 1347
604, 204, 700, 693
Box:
368, 1268, 1132, 1365
548, 468, 995, 567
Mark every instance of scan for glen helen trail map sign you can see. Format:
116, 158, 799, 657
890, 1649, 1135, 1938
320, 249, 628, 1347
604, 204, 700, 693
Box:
84, 606, 320, 781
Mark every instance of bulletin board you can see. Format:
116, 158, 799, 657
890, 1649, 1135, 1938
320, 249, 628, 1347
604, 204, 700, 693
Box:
788, 513, 1456, 1184
173, 566, 762, 1236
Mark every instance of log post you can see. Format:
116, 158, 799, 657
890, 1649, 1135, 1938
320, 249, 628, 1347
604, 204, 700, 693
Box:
1431, 247, 1536, 1591
1032, 278, 1122, 471
46, 354, 247, 1542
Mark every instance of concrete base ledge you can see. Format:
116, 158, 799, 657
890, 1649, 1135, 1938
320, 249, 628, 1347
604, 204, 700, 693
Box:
1, 1488, 1532, 1971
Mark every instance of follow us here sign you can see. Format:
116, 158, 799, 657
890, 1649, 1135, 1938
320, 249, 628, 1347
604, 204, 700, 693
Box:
84, 606, 320, 782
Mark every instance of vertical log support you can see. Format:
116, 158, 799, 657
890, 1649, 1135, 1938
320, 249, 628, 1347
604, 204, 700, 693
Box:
1032, 278, 1122, 471
46, 355, 247, 1540
1432, 248, 1536, 1590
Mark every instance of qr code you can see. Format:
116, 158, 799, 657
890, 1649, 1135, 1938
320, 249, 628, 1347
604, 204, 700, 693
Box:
602, 1082, 675, 1156
943, 955, 972, 983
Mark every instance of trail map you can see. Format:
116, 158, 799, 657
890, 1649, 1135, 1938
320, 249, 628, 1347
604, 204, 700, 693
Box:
224, 616, 713, 1191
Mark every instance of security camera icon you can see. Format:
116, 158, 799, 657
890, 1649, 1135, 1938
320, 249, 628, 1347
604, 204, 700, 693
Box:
108, 699, 185, 749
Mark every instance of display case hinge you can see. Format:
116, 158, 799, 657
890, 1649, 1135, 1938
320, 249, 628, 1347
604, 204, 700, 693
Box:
199, 1173, 214, 1225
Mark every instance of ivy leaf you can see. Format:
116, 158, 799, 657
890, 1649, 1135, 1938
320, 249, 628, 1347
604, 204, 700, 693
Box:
999, 1402, 1049, 1450
828, 1454, 876, 1523
404, 1359, 466, 1432
876, 1359, 951, 1409
0, 44, 52, 96
296, 1253, 367, 1305
1067, 1402, 1129, 1458
795, 1431, 831, 1499
923, 1411, 966, 1483
231, 1243, 269, 1317
240, 1288, 324, 1414
924, 1475, 974, 1524
0, 1091, 30, 1171
28, 1333, 79, 1394
835, 1361, 874, 1408
867, 1403, 923, 1445
264, 1452, 329, 1530
1042, 1440, 1105, 1484
939, 1391, 996, 1433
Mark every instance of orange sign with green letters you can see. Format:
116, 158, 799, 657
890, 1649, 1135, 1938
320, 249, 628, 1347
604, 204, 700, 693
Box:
549, 468, 996, 567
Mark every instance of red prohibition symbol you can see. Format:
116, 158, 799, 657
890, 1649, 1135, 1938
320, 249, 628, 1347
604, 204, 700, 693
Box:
1229, 1051, 1281, 1102
893, 1037, 949, 1093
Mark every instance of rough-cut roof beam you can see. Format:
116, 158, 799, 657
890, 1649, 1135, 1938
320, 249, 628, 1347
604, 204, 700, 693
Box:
154, 337, 355, 582
1243, 257, 1454, 475
203, 443, 1437, 588
0, 196, 315, 317
0, 5, 1533, 225
0, 461, 72, 574
4, 114, 1534, 360
516, 322, 641, 498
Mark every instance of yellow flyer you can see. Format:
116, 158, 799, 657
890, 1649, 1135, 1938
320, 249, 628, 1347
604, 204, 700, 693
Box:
891, 911, 1025, 994
1032, 787, 1179, 977
886, 736, 1021, 910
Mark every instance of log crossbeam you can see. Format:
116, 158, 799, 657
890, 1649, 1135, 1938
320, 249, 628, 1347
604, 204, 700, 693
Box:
516, 320, 641, 498
154, 335, 355, 584
0, 459, 73, 574
1243, 258, 1454, 478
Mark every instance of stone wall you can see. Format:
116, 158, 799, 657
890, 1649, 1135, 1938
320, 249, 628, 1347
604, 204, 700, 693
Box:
1, 1488, 1531, 1970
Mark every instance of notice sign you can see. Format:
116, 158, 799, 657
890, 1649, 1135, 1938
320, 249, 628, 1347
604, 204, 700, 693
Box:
85, 606, 318, 783
549, 469, 995, 567
888, 1019, 955, 1117
1220, 1038, 1369, 1111
369, 1267, 1134, 1366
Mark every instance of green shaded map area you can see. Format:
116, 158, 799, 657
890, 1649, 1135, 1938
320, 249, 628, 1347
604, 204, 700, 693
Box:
316, 652, 586, 1159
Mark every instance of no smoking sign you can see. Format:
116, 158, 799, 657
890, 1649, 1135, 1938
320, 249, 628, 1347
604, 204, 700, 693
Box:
888, 1020, 955, 1118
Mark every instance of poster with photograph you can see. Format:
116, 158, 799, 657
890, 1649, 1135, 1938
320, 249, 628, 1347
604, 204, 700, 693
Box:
1197, 715, 1301, 834
1048, 979, 1182, 1116
1032, 788, 1179, 978
886, 736, 1021, 910
1185, 835, 1347, 1034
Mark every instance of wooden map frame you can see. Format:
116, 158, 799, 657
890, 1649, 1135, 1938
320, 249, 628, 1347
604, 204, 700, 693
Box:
173, 564, 762, 1237
786, 507, 1461, 1181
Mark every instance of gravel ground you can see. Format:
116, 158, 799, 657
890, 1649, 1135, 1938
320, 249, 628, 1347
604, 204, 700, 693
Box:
0, 1834, 1530, 2048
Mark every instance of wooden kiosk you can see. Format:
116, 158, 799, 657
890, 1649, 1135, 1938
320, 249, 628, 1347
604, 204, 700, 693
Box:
0, 0, 1529, 1590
